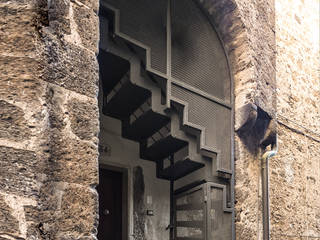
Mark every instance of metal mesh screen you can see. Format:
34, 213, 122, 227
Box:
172, 85, 231, 170
105, 0, 167, 74
175, 187, 205, 239
172, 0, 231, 102
209, 186, 232, 239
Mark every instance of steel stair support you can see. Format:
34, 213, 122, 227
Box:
100, 1, 232, 177
99, 2, 233, 215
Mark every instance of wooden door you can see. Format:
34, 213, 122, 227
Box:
97, 168, 123, 240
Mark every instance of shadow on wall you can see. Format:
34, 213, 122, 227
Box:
236, 103, 277, 154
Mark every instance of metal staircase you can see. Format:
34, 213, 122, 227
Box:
99, 49, 206, 183
99, 0, 234, 238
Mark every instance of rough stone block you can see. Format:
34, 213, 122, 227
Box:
35, 182, 97, 238
47, 136, 98, 186
0, 147, 40, 198
0, 194, 20, 236
38, 183, 98, 237
43, 33, 99, 97
0, 5, 36, 55
0, 55, 39, 78
269, 125, 308, 236
72, 2, 99, 53
77, 0, 99, 13
67, 98, 99, 141
305, 141, 320, 237
0, 100, 31, 141
48, 0, 71, 35
59, 185, 98, 236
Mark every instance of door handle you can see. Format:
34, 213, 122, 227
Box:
166, 224, 174, 230
103, 209, 110, 216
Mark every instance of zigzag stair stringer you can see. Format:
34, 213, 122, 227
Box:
101, 2, 169, 95
170, 97, 232, 175
101, 2, 232, 212
101, 2, 232, 176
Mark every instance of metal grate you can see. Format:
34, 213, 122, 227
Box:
172, 84, 231, 170
208, 185, 232, 239
175, 186, 205, 240
105, 0, 167, 74
171, 0, 231, 102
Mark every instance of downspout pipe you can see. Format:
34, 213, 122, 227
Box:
261, 141, 277, 240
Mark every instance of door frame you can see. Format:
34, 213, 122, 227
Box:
99, 162, 133, 240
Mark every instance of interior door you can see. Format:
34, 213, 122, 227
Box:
97, 168, 123, 240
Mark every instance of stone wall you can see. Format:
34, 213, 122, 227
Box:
0, 0, 99, 239
198, 1, 276, 239
200, 0, 319, 239
271, 0, 320, 239
1, 0, 319, 239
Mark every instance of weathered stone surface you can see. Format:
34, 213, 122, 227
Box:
0, 147, 39, 198
42, 33, 99, 97
0, 195, 20, 236
0, 55, 38, 78
269, 125, 308, 237
68, 98, 99, 141
276, 0, 320, 134
305, 141, 320, 237
59, 185, 98, 235
38, 182, 98, 238
77, 0, 99, 13
0, 5, 37, 55
0, 0, 99, 238
72, 2, 99, 52
47, 137, 98, 185
44, 85, 98, 185
234, 133, 260, 240
0, 100, 30, 141
0, 57, 44, 112
48, 0, 71, 35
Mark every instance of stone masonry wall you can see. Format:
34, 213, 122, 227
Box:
0, 0, 99, 239
1, 0, 318, 239
271, 0, 320, 239
201, 1, 319, 239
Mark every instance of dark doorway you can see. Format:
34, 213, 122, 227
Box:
97, 168, 123, 240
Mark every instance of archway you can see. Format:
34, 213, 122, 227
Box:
97, 0, 236, 239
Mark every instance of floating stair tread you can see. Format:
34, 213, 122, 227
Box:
98, 50, 130, 95
159, 158, 204, 181
176, 236, 204, 240
176, 221, 203, 228
141, 135, 188, 161
103, 82, 150, 119
124, 110, 170, 141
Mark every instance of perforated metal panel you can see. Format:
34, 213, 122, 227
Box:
172, 0, 231, 102
175, 185, 205, 240
208, 184, 232, 239
172, 84, 231, 171
105, 0, 167, 74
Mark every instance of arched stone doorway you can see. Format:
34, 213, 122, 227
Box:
97, 0, 235, 239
